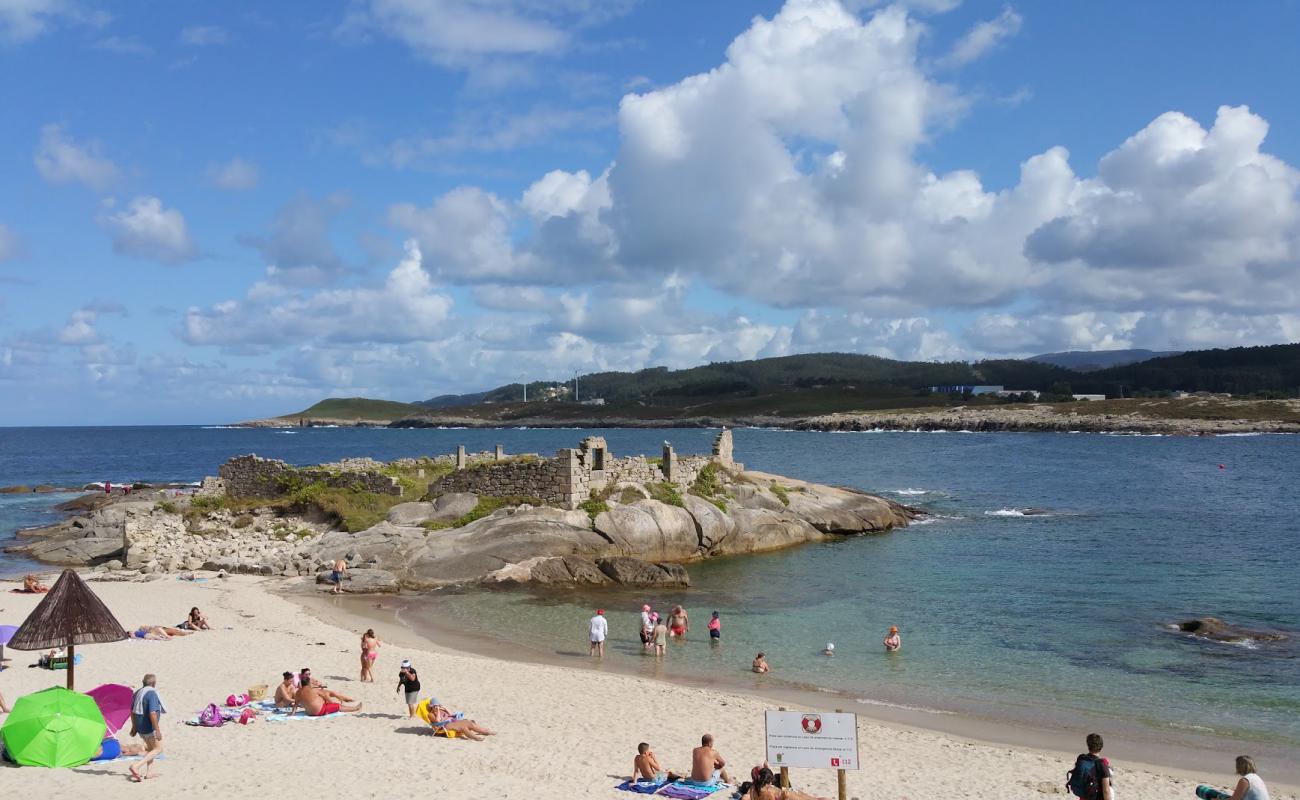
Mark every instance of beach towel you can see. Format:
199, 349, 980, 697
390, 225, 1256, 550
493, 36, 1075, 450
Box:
657, 782, 723, 799
264, 709, 341, 722
617, 779, 665, 794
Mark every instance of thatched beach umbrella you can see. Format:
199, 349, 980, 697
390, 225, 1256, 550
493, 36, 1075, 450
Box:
8, 569, 129, 690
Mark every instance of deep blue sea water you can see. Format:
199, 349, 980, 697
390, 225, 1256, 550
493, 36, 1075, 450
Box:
2, 425, 1297, 756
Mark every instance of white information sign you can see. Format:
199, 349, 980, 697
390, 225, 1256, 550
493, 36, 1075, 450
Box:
764, 710, 859, 770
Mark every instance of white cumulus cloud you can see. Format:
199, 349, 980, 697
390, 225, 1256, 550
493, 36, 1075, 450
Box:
103, 196, 197, 265
0, 0, 107, 45
34, 124, 121, 191
939, 5, 1022, 67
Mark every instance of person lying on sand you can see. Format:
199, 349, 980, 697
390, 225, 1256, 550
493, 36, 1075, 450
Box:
177, 607, 210, 631
633, 742, 681, 783
133, 625, 193, 640
426, 700, 495, 740
292, 684, 362, 717
21, 574, 48, 593
90, 737, 146, 762
691, 733, 732, 785
274, 672, 297, 708
746, 765, 830, 800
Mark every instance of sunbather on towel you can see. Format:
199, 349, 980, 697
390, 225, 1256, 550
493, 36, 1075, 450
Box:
691, 733, 732, 785
292, 684, 362, 716
274, 672, 298, 708
90, 737, 146, 762
22, 574, 49, 593
745, 765, 830, 800
133, 625, 193, 640
633, 742, 680, 783
427, 700, 495, 740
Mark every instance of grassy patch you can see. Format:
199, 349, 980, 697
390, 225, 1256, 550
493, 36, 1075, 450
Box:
233, 514, 253, 528
421, 495, 544, 531
154, 500, 179, 514
770, 482, 791, 506
619, 487, 646, 504
578, 497, 609, 524
189, 494, 228, 513
648, 482, 684, 507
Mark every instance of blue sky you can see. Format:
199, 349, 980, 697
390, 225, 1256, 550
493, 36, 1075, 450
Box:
1, 0, 1298, 424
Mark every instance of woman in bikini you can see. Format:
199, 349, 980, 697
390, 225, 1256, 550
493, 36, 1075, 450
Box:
178, 607, 210, 631
746, 766, 830, 800
360, 629, 380, 682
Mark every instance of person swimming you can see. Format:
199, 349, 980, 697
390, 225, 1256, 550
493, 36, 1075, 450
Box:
752, 652, 770, 673
883, 626, 901, 652
822, 642, 835, 656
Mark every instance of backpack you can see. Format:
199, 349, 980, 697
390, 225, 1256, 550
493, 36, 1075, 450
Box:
199, 703, 225, 727
1066, 754, 1106, 799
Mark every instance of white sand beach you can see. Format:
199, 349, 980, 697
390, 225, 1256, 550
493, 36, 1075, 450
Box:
0, 575, 1294, 799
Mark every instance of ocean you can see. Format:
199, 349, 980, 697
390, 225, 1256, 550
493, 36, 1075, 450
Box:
2, 425, 1297, 760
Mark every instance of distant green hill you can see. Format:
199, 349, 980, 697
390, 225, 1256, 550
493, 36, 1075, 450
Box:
1030, 348, 1181, 371
272, 344, 1300, 425
279, 397, 425, 422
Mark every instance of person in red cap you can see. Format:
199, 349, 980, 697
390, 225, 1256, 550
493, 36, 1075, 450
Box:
589, 608, 609, 657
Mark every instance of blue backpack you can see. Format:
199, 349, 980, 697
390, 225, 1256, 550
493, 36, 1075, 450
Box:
1066, 754, 1105, 799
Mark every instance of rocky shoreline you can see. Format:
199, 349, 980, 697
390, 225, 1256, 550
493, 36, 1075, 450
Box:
793, 405, 1300, 435
5, 433, 919, 592
237, 399, 1300, 436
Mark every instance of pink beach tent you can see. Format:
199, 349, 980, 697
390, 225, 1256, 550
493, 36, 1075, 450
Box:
86, 683, 133, 735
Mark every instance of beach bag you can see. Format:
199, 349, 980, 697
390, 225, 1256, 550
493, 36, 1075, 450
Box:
1066, 754, 1104, 798
247, 684, 268, 701
199, 703, 225, 727
238, 708, 256, 725
226, 693, 249, 707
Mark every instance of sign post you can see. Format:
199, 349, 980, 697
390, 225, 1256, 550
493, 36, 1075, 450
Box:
764, 709, 858, 800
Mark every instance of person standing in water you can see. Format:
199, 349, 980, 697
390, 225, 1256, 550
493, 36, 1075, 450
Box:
330, 558, 348, 594
589, 609, 609, 657
640, 604, 654, 650
883, 625, 901, 652
708, 611, 722, 641
668, 605, 689, 639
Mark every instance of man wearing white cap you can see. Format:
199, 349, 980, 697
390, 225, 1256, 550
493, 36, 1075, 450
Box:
396, 659, 421, 718
589, 609, 609, 657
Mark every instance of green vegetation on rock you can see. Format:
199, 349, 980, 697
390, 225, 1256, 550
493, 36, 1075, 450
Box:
422, 495, 545, 531
770, 482, 791, 506
279, 397, 425, 423
648, 482, 684, 507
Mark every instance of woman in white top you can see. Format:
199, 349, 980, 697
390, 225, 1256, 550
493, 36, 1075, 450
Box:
1228, 755, 1271, 800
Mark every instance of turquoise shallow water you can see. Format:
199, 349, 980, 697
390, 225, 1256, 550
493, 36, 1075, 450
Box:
1, 425, 1297, 756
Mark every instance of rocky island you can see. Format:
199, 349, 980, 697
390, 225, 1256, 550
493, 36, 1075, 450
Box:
6, 430, 917, 592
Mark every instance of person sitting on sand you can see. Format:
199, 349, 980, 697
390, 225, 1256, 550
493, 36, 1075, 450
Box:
752, 652, 770, 673
274, 672, 297, 708
178, 607, 210, 631
21, 574, 49, 593
668, 605, 689, 638
297, 667, 323, 689
691, 733, 732, 785
883, 626, 901, 652
133, 625, 193, 640
292, 683, 362, 717
633, 742, 681, 783
746, 765, 830, 800
1209, 755, 1271, 800
426, 700, 495, 740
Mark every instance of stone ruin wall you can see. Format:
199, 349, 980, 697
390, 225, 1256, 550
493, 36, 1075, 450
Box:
215, 429, 738, 510
218, 454, 402, 500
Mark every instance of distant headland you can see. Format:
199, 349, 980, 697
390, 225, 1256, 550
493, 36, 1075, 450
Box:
238, 345, 1300, 435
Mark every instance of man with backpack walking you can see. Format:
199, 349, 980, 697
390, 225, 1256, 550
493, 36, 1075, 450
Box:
1067, 733, 1113, 800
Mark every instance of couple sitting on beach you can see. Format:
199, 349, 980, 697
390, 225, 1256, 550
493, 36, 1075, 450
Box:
631, 734, 732, 787
274, 668, 362, 716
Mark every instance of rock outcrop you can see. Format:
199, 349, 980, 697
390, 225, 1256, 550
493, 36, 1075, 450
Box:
14, 452, 917, 591
1173, 617, 1288, 644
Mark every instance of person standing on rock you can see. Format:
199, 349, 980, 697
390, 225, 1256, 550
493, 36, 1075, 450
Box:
589, 609, 609, 657
330, 559, 348, 594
